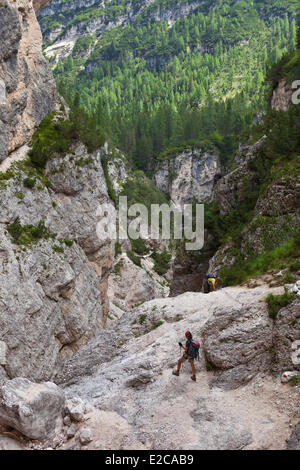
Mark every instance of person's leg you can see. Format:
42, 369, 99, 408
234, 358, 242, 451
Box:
190, 360, 196, 381
173, 355, 185, 376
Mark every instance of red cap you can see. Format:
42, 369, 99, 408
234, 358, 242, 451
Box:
185, 331, 191, 337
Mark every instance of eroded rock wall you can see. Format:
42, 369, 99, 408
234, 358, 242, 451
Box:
154, 148, 221, 208
0, 0, 58, 162
0, 144, 114, 383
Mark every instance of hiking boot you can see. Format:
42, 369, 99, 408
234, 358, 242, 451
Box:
191, 375, 196, 382
172, 370, 180, 377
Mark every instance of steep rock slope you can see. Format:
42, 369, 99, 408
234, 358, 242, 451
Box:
54, 286, 300, 450
0, 0, 58, 161
0, 142, 115, 384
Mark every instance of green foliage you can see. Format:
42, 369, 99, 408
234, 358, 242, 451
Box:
120, 172, 168, 210
219, 230, 300, 286
265, 291, 296, 318
114, 259, 123, 275
51, 0, 297, 172
62, 238, 74, 247
28, 106, 105, 168
205, 361, 216, 371
52, 244, 64, 253
126, 250, 142, 267
151, 248, 171, 275
296, 11, 300, 49
290, 375, 300, 386
290, 259, 300, 272
28, 112, 71, 168
130, 238, 149, 255
7, 218, 49, 246
14, 192, 25, 200
114, 242, 122, 257
23, 177, 36, 189
151, 320, 164, 330
73, 35, 96, 57
139, 313, 147, 324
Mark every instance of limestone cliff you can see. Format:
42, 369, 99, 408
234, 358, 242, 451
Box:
0, 142, 114, 384
154, 147, 221, 208
0, 0, 58, 162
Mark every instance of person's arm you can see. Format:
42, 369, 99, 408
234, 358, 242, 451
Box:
179, 342, 188, 352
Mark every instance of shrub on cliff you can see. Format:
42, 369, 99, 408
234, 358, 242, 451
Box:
265, 291, 296, 318
151, 248, 171, 276
29, 108, 105, 168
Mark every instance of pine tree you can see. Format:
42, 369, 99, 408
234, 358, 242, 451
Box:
297, 16, 300, 49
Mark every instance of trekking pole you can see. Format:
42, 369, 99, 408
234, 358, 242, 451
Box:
179, 344, 184, 372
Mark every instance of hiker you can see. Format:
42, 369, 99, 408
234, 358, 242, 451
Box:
172, 331, 199, 382
202, 273, 219, 293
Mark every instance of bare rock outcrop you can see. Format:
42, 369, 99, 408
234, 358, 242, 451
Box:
213, 138, 265, 217
154, 147, 221, 208
32, 0, 51, 15
0, 144, 114, 383
0, 0, 58, 162
0, 378, 65, 440
273, 299, 300, 372
108, 253, 169, 317
51, 286, 299, 450
201, 301, 274, 390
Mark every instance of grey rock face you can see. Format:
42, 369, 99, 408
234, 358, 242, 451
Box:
209, 134, 299, 274
189, 400, 253, 450
154, 147, 221, 207
201, 301, 274, 389
108, 253, 168, 314
273, 299, 300, 372
0, 0, 58, 161
0, 145, 114, 382
0, 378, 65, 440
213, 139, 264, 217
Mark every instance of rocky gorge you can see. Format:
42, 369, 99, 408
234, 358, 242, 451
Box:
0, 0, 299, 452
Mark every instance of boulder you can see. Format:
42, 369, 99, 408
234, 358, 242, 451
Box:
79, 427, 94, 445
201, 302, 274, 389
0, 378, 65, 440
65, 397, 86, 422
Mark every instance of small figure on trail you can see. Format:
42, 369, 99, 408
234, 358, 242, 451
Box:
172, 331, 200, 382
202, 273, 220, 293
